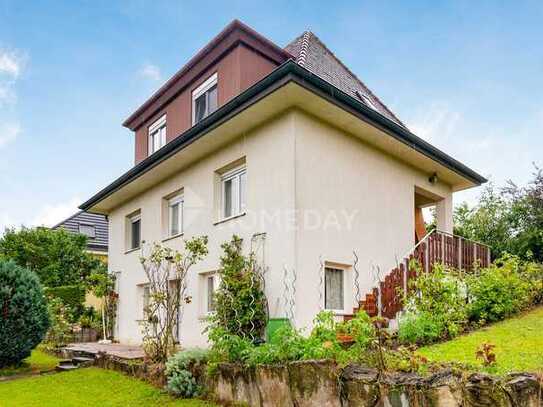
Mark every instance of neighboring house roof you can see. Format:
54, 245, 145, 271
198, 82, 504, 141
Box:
80, 60, 486, 212
52, 211, 108, 253
284, 31, 405, 128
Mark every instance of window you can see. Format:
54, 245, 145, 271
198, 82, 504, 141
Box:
129, 213, 141, 250
192, 73, 218, 125
204, 274, 219, 313
168, 193, 184, 237
356, 90, 378, 111
142, 284, 150, 319
325, 267, 344, 310
78, 224, 96, 238
148, 115, 166, 155
221, 166, 246, 219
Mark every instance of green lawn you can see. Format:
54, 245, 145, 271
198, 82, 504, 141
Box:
0, 348, 59, 378
418, 306, 543, 375
0, 367, 216, 406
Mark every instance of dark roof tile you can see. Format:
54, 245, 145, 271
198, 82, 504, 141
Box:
285, 31, 406, 128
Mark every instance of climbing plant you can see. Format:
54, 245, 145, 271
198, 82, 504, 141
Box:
139, 237, 208, 363
208, 235, 267, 342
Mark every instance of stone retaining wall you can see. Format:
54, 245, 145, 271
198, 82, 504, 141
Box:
201, 361, 543, 407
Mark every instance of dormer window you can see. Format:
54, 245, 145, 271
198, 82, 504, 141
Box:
192, 73, 218, 125
148, 115, 166, 155
78, 224, 96, 239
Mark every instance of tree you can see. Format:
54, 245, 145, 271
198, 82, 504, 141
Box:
454, 167, 543, 262
0, 227, 104, 287
139, 237, 208, 363
0, 260, 50, 367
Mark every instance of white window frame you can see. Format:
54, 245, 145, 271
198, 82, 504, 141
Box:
148, 115, 166, 155
129, 213, 141, 250
324, 266, 345, 312
192, 73, 218, 125
167, 193, 184, 238
220, 165, 246, 220
203, 273, 219, 315
78, 223, 96, 238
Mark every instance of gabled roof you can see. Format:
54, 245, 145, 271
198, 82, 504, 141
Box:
52, 211, 108, 252
285, 31, 405, 128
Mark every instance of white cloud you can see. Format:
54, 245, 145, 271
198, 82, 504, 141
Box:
138, 63, 162, 81
0, 49, 25, 106
0, 122, 21, 148
0, 50, 23, 78
31, 197, 82, 228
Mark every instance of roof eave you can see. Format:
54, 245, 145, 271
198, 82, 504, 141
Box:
81, 60, 486, 212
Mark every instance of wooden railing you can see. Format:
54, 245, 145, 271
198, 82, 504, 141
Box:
356, 230, 491, 320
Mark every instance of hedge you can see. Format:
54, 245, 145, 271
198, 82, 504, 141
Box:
44, 285, 86, 317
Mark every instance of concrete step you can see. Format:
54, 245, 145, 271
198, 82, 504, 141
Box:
72, 356, 95, 367
56, 364, 79, 372
58, 359, 74, 367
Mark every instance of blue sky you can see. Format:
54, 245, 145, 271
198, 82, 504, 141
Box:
0, 0, 542, 229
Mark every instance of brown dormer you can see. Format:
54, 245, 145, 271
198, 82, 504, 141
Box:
124, 20, 293, 164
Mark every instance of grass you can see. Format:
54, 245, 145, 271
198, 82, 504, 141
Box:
418, 306, 543, 375
0, 348, 60, 378
0, 367, 216, 406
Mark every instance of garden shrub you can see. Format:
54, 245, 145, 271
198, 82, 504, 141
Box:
208, 311, 376, 369
43, 297, 74, 349
403, 264, 467, 341
398, 311, 445, 345
466, 255, 533, 323
165, 348, 208, 397
44, 284, 85, 319
0, 260, 50, 367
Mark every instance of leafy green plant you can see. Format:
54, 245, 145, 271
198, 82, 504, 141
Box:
0, 260, 50, 367
207, 310, 376, 370
398, 311, 445, 345
403, 263, 467, 340
209, 235, 267, 341
466, 255, 532, 323
165, 348, 208, 397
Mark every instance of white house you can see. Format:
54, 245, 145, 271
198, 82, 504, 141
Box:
80, 20, 488, 347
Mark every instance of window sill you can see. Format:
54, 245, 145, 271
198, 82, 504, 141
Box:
162, 233, 184, 243
124, 247, 141, 255
213, 212, 246, 226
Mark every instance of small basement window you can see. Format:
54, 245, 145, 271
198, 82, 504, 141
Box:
192, 73, 218, 125
325, 267, 344, 311
148, 115, 166, 155
79, 224, 96, 238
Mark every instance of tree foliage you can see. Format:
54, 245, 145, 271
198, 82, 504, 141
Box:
0, 260, 50, 367
0, 227, 105, 287
454, 167, 543, 262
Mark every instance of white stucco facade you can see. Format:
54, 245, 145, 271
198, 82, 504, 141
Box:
108, 109, 454, 347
